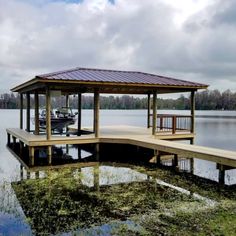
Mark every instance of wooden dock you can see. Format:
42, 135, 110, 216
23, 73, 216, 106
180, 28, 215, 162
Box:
7, 125, 236, 172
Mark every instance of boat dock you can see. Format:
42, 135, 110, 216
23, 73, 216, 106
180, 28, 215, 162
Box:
7, 125, 236, 185
8, 67, 235, 185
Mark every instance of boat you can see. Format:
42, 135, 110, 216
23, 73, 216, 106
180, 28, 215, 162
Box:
38, 107, 77, 134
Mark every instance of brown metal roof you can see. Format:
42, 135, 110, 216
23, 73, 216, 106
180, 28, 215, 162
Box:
11, 67, 208, 94
37, 67, 206, 88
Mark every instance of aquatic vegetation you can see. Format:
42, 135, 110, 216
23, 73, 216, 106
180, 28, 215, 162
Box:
12, 166, 201, 235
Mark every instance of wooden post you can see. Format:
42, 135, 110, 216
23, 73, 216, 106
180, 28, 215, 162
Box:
191, 91, 195, 134
77, 93, 82, 136
19, 141, 24, 156
155, 150, 161, 166
7, 133, 11, 146
20, 93, 23, 129
12, 136, 16, 150
66, 95, 69, 107
94, 89, 100, 138
218, 164, 225, 185
20, 165, 24, 180
29, 147, 35, 166
26, 93, 30, 132
46, 88, 51, 140
48, 146, 52, 165
152, 91, 157, 135
147, 94, 151, 128
34, 91, 39, 135
94, 165, 100, 191
173, 154, 178, 167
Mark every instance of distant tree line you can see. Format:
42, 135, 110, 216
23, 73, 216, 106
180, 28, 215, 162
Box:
0, 89, 236, 110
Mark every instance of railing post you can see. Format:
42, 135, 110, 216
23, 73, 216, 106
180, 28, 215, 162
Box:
160, 116, 163, 130
172, 116, 176, 134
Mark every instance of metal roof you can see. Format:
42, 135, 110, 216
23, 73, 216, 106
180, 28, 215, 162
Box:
37, 67, 206, 88
11, 67, 208, 94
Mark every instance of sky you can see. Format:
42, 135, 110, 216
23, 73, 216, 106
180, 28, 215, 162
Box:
0, 0, 236, 93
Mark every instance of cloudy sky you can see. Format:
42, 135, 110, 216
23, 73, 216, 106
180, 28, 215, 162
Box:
0, 0, 236, 93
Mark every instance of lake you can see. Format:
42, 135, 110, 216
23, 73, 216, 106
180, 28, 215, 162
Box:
0, 109, 236, 235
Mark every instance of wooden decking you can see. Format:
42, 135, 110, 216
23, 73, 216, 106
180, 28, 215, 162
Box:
6, 126, 236, 168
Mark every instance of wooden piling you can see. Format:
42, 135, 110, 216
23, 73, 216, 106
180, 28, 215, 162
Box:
47, 146, 52, 165
218, 164, 225, 185
29, 146, 35, 166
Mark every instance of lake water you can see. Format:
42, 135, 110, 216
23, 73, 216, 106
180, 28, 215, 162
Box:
1, 109, 236, 235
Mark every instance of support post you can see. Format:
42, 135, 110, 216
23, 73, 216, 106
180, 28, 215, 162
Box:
77, 93, 82, 136
26, 93, 30, 132
191, 91, 195, 134
218, 164, 225, 186
66, 95, 69, 107
147, 93, 151, 128
173, 154, 178, 167
29, 147, 35, 166
19, 141, 24, 156
94, 165, 100, 191
152, 91, 157, 135
20, 165, 24, 180
20, 93, 23, 129
34, 91, 39, 135
46, 88, 51, 140
7, 133, 10, 146
12, 136, 16, 150
94, 89, 100, 138
155, 150, 161, 166
47, 146, 52, 165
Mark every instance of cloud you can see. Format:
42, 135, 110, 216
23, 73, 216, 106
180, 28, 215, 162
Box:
0, 0, 236, 92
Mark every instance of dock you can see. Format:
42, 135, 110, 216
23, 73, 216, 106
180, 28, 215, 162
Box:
7, 125, 236, 185
8, 67, 234, 185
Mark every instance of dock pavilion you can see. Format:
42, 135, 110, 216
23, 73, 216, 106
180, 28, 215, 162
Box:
8, 67, 209, 167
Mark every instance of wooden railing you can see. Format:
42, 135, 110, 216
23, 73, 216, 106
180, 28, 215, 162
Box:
149, 114, 192, 134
